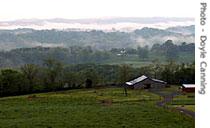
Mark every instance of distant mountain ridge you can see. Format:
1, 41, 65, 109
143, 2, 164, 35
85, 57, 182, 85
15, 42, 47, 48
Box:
166, 25, 195, 35
134, 27, 182, 38
0, 25, 195, 51
0, 17, 194, 31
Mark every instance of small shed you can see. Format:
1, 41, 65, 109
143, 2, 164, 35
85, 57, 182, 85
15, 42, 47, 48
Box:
125, 75, 167, 89
181, 84, 195, 93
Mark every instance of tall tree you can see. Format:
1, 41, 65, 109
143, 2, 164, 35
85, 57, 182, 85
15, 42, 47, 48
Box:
0, 69, 26, 96
163, 40, 179, 61
137, 46, 149, 60
119, 64, 131, 96
152, 59, 161, 79
82, 67, 100, 88
21, 64, 38, 91
44, 58, 64, 89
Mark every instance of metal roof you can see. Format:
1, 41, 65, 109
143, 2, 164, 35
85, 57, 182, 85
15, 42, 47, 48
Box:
152, 78, 167, 84
182, 84, 195, 88
125, 75, 167, 86
126, 75, 148, 86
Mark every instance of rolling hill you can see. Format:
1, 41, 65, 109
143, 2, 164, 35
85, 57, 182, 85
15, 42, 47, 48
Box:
0, 26, 194, 51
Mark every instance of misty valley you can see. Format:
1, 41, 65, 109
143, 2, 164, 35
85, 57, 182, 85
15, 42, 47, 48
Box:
0, 22, 195, 128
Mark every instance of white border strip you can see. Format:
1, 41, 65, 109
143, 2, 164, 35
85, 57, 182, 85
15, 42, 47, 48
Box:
196, 0, 209, 128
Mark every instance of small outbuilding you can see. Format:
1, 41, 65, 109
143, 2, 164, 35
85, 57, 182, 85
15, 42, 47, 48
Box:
181, 84, 195, 93
125, 75, 167, 89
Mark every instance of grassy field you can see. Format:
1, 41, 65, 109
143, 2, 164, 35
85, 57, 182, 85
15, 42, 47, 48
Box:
172, 105, 195, 112
155, 85, 180, 95
168, 92, 195, 112
104, 60, 152, 68
182, 105, 195, 112
103, 51, 194, 68
0, 87, 194, 128
170, 93, 195, 105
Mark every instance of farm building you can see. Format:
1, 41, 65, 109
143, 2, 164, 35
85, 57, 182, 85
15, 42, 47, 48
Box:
181, 84, 195, 93
125, 75, 167, 89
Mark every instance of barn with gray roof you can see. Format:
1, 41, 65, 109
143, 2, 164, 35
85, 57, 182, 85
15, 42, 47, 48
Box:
125, 75, 167, 89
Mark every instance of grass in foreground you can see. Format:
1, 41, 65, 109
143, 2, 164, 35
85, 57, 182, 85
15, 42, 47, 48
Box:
0, 87, 194, 128
171, 105, 195, 112
155, 85, 180, 95
168, 92, 195, 113
170, 93, 195, 105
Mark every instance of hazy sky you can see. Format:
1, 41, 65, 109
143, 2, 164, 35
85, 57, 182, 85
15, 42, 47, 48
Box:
0, 0, 195, 21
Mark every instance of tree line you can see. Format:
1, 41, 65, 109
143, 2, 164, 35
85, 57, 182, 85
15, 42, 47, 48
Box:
0, 40, 194, 68
111, 40, 194, 60
0, 59, 194, 97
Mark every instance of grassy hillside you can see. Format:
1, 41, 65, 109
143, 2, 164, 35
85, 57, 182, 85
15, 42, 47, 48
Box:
169, 92, 195, 112
0, 87, 194, 128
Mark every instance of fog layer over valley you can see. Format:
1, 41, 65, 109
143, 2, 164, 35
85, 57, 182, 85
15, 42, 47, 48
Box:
0, 25, 194, 51
0, 18, 195, 68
